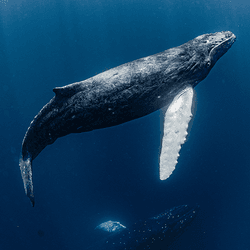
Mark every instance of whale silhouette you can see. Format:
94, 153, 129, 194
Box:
19, 31, 236, 206
87, 204, 199, 250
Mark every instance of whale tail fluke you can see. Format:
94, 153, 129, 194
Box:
19, 157, 35, 206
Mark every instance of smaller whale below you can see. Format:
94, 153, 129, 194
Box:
19, 31, 236, 206
87, 204, 199, 250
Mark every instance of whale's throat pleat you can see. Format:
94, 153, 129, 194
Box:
159, 85, 194, 180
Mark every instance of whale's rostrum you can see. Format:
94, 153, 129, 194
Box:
19, 31, 236, 206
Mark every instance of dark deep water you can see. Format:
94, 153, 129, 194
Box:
0, 0, 249, 249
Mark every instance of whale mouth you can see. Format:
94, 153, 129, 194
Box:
209, 32, 236, 62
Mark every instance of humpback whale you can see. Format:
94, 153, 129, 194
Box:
19, 31, 236, 206
87, 204, 199, 249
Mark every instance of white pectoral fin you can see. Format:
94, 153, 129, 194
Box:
159, 85, 195, 180
96, 221, 126, 232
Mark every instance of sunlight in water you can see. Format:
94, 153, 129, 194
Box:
0, 0, 8, 6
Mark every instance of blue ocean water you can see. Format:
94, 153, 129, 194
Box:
0, 0, 249, 249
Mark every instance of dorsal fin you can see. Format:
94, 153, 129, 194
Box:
53, 86, 76, 99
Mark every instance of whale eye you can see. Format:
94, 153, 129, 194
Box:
206, 61, 211, 67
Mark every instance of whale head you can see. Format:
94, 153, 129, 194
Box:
178, 31, 236, 86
